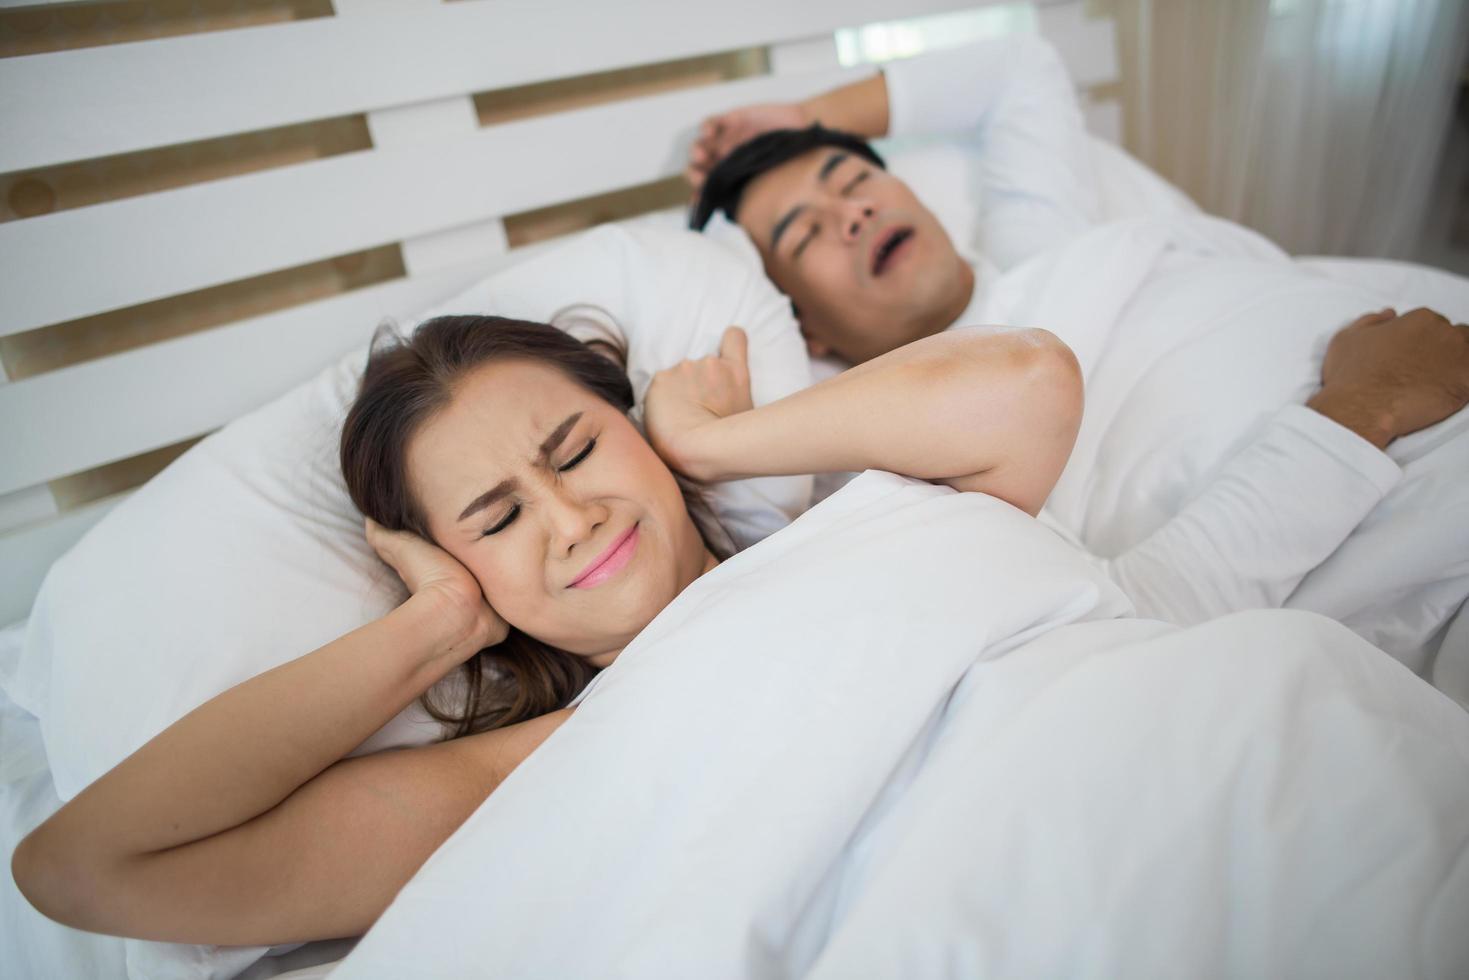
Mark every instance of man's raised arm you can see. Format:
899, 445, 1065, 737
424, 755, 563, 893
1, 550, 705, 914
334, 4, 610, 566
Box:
688, 34, 1099, 267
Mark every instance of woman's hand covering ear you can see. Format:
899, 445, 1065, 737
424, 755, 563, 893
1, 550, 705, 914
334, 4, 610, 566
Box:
643, 326, 755, 481
366, 518, 509, 653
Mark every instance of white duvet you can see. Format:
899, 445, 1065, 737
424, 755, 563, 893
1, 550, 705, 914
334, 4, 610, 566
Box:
958, 212, 1469, 697
332, 472, 1469, 980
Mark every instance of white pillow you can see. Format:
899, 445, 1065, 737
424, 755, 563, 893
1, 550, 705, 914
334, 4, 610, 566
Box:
1088, 136, 1201, 220
3, 224, 811, 978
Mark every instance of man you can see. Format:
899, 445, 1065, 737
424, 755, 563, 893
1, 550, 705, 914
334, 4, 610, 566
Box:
685, 34, 1469, 684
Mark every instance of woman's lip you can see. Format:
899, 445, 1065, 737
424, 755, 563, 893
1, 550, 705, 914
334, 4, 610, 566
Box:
569, 523, 639, 589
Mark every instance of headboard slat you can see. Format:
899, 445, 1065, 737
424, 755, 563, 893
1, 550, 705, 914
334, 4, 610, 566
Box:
0, 258, 495, 497
0, 0, 987, 174
0, 67, 862, 337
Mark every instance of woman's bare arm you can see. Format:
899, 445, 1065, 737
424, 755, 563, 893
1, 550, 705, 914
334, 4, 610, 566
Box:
13, 563, 569, 945
645, 326, 1083, 516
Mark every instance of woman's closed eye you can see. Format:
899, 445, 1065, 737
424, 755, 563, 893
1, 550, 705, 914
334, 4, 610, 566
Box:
481, 504, 520, 537
479, 439, 596, 538
559, 438, 596, 472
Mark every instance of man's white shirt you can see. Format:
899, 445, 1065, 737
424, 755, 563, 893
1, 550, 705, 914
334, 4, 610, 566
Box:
851, 35, 1416, 629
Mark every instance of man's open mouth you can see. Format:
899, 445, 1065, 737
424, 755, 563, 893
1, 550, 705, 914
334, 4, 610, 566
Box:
871, 227, 914, 277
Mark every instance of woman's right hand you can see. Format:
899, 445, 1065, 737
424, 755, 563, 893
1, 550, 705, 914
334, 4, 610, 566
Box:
365, 517, 509, 654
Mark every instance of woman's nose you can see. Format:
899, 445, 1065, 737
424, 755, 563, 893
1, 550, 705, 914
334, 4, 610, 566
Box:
840, 201, 875, 244
545, 484, 608, 558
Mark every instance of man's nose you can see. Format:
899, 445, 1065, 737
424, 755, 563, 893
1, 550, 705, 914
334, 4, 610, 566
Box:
545, 483, 608, 558
839, 200, 875, 244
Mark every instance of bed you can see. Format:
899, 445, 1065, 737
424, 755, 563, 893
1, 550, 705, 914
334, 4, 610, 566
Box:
3, 2, 1469, 978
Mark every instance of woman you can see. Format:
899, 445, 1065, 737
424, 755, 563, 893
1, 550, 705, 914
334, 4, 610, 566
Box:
12, 313, 1081, 947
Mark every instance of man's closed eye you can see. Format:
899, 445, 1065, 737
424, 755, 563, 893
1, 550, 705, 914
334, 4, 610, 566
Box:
794, 222, 820, 260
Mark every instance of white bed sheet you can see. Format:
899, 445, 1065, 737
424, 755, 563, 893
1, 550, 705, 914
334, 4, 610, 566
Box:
0, 620, 356, 980
1, 622, 122, 979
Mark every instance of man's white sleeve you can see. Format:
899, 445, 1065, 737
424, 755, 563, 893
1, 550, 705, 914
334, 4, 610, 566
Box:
1095, 405, 1402, 624
881, 34, 1101, 268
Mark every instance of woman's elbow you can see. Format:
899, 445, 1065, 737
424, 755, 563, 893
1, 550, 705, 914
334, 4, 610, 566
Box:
952, 327, 1083, 515
13, 830, 62, 923
12, 826, 107, 932
1022, 328, 1084, 434
1017, 330, 1084, 513
954, 327, 1083, 434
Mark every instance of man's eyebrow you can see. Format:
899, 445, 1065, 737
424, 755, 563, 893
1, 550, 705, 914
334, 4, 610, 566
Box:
771, 204, 805, 253
457, 412, 583, 522
817, 151, 848, 182
770, 153, 848, 252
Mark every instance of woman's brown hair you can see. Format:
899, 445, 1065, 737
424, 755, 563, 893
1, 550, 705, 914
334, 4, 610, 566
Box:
340, 314, 727, 739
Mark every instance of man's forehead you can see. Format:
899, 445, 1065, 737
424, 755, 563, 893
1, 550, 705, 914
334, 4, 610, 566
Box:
739, 147, 841, 240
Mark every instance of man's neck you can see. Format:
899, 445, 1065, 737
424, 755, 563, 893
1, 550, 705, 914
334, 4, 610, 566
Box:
916, 258, 976, 341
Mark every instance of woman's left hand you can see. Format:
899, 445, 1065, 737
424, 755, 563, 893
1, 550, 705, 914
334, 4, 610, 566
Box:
644, 326, 753, 481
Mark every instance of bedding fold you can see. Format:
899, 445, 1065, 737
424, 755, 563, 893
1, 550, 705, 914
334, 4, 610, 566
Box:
331, 471, 1129, 978
331, 473, 1469, 979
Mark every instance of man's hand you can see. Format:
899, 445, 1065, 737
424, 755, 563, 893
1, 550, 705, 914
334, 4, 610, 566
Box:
685, 74, 891, 195
1307, 307, 1469, 450
685, 103, 812, 191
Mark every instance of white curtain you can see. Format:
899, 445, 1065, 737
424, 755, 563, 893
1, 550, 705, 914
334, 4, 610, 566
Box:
1112, 0, 1469, 258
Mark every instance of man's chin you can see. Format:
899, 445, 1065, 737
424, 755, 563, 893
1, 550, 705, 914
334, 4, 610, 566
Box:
802, 299, 933, 362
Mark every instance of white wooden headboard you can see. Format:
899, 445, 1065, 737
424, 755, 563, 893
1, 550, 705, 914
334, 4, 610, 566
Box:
0, 0, 1120, 624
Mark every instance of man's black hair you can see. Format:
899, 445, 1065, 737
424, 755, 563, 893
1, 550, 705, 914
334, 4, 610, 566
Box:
688, 124, 886, 232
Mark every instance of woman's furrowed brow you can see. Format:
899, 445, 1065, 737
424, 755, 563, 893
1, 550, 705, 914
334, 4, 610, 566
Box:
536, 412, 582, 463
456, 412, 583, 522
458, 479, 516, 522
